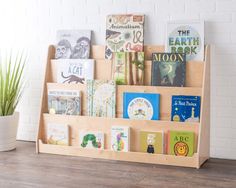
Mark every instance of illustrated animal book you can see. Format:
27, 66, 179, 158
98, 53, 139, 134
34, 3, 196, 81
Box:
111, 126, 130, 152
112, 52, 144, 85
151, 53, 186, 87
87, 80, 116, 117
140, 131, 164, 154
171, 95, 201, 122
47, 123, 69, 146
167, 130, 195, 157
123, 92, 160, 120
79, 131, 104, 150
54, 59, 95, 84
48, 89, 81, 115
166, 20, 204, 61
55, 30, 91, 59
105, 14, 145, 59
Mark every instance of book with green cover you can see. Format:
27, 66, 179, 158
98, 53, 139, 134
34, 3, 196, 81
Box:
168, 130, 195, 157
140, 131, 164, 154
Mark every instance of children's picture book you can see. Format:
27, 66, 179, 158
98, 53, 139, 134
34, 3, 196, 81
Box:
47, 123, 69, 146
167, 130, 195, 157
123, 92, 160, 120
54, 59, 95, 84
112, 52, 144, 85
166, 20, 204, 61
140, 131, 164, 154
106, 14, 145, 59
48, 89, 81, 115
111, 126, 130, 152
79, 131, 104, 150
55, 30, 91, 59
151, 53, 186, 87
87, 80, 116, 118
171, 95, 201, 122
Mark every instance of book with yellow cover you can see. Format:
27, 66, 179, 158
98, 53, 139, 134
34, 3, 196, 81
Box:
47, 123, 69, 146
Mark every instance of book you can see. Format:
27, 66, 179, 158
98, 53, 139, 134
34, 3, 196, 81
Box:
112, 52, 144, 85
55, 30, 91, 59
140, 131, 164, 154
54, 59, 95, 84
123, 92, 160, 120
105, 14, 144, 59
171, 95, 201, 122
47, 123, 69, 146
167, 130, 195, 157
48, 89, 81, 115
151, 53, 186, 87
166, 20, 204, 61
111, 126, 130, 152
87, 80, 116, 117
79, 131, 104, 150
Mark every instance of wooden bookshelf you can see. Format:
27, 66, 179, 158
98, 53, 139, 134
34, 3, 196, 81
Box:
36, 45, 210, 169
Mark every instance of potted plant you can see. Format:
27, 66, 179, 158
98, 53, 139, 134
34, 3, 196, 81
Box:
0, 52, 25, 151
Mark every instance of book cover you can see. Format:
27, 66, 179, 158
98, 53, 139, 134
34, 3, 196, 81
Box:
112, 52, 144, 85
48, 89, 81, 115
168, 130, 195, 157
47, 123, 69, 146
111, 126, 130, 152
54, 59, 95, 84
166, 20, 204, 61
105, 14, 144, 59
87, 80, 116, 117
55, 30, 91, 59
140, 131, 164, 154
171, 95, 201, 122
151, 53, 186, 87
123, 92, 160, 120
79, 131, 104, 150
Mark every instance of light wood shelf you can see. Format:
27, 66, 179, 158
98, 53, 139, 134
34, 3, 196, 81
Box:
37, 45, 210, 169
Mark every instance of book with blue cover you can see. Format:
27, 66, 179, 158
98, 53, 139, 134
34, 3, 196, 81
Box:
123, 92, 160, 120
171, 95, 201, 122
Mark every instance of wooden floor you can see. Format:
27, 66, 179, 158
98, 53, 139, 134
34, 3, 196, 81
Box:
0, 142, 235, 188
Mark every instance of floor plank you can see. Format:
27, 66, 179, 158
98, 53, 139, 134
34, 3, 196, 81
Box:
0, 141, 235, 188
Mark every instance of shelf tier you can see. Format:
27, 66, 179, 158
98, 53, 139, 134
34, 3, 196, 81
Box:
46, 83, 202, 120
41, 113, 199, 153
38, 139, 199, 168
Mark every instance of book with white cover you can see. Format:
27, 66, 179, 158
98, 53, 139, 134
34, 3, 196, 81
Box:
54, 59, 95, 84
166, 20, 204, 61
47, 123, 69, 146
79, 131, 104, 150
111, 126, 130, 152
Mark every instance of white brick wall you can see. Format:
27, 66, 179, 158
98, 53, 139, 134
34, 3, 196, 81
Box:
0, 0, 235, 159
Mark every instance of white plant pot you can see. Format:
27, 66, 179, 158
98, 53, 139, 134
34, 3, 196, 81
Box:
0, 112, 19, 151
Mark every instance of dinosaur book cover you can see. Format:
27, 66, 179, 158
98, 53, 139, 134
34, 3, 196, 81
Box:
79, 131, 104, 150
166, 20, 204, 61
111, 126, 130, 152
140, 131, 164, 154
55, 59, 95, 84
112, 52, 144, 85
123, 92, 160, 120
151, 53, 186, 87
55, 30, 91, 59
48, 89, 81, 115
171, 95, 201, 122
87, 80, 116, 118
167, 130, 195, 157
47, 123, 69, 146
105, 14, 144, 59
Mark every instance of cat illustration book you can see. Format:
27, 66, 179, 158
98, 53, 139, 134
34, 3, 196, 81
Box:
47, 123, 69, 146
54, 59, 95, 84
111, 126, 130, 152
55, 30, 91, 59
140, 131, 164, 154
79, 131, 104, 150
48, 89, 81, 115
105, 14, 144, 59
166, 20, 204, 61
